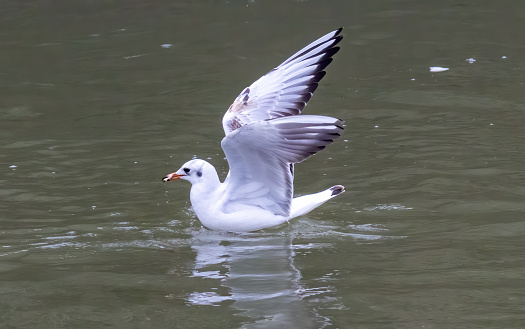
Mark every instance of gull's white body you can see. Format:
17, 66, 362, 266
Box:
164, 28, 345, 232
178, 158, 344, 232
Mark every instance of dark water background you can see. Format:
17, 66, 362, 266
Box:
1, 1, 525, 328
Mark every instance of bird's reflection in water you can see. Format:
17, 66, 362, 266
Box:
187, 229, 319, 328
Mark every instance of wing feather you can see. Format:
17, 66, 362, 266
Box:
222, 28, 343, 135
220, 115, 344, 217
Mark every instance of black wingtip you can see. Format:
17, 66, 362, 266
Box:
330, 185, 345, 196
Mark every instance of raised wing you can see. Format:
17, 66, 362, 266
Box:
222, 28, 343, 135
220, 115, 344, 217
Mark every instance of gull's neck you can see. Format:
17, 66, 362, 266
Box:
189, 166, 222, 221
189, 166, 222, 198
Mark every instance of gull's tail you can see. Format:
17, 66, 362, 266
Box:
290, 185, 345, 219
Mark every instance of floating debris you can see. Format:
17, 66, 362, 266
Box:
161, 44, 173, 49
430, 66, 449, 72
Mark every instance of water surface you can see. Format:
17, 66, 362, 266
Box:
1, 1, 525, 328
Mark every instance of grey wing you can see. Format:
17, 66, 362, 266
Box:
220, 115, 344, 217
222, 28, 343, 135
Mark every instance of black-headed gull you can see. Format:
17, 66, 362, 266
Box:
163, 28, 345, 232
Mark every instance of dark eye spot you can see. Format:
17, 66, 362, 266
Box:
183, 168, 190, 173
197, 171, 202, 177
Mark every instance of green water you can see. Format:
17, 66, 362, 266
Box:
1, 1, 525, 328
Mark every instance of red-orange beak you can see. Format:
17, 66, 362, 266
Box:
162, 173, 184, 182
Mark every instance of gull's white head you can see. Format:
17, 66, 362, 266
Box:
162, 159, 216, 185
